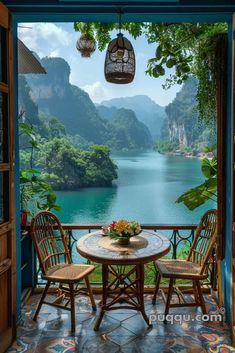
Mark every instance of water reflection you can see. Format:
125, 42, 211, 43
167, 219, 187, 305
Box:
56, 151, 216, 225
56, 186, 117, 223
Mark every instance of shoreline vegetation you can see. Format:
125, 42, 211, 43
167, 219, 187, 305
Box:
158, 150, 214, 160
19, 60, 216, 212
19, 58, 216, 196
154, 140, 215, 160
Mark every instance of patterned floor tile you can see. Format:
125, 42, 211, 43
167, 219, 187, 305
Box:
207, 344, 235, 353
106, 326, 137, 346
123, 335, 207, 353
34, 336, 78, 353
84, 313, 120, 332
79, 337, 119, 353
121, 314, 150, 336
6, 338, 37, 353
6, 293, 235, 353
106, 309, 138, 322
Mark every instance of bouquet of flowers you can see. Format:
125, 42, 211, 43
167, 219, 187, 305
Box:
103, 219, 142, 240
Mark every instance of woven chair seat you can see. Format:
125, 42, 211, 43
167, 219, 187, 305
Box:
152, 210, 217, 316
30, 211, 97, 331
42, 264, 95, 283
156, 259, 207, 280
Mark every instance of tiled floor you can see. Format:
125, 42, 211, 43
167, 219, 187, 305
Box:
7, 292, 235, 353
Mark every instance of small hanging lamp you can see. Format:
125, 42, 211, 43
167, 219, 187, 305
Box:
76, 33, 96, 58
104, 10, 135, 84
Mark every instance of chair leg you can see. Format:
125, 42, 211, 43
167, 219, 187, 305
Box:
69, 283, 76, 332
164, 278, 174, 319
192, 280, 200, 305
33, 280, 51, 321
196, 280, 207, 314
152, 272, 161, 305
84, 276, 96, 311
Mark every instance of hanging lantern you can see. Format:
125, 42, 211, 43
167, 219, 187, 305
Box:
76, 33, 96, 58
104, 33, 135, 84
104, 10, 135, 84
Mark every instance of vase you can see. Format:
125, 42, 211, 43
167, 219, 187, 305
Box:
117, 238, 130, 246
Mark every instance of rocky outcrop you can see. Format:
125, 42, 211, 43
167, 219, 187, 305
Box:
163, 78, 201, 147
169, 121, 188, 146
22, 57, 152, 150
100, 95, 166, 141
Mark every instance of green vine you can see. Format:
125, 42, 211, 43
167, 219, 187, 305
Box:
74, 22, 228, 124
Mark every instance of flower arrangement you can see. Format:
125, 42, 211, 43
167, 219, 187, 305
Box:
103, 219, 141, 241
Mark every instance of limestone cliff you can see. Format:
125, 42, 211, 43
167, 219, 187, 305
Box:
163, 78, 203, 147
23, 57, 152, 150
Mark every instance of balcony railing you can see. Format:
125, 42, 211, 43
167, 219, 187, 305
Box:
33, 223, 216, 287
63, 223, 197, 261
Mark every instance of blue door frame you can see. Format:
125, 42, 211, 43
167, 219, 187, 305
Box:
7, 5, 234, 323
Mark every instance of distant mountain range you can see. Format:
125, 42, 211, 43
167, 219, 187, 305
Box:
19, 56, 212, 153
19, 57, 153, 150
99, 95, 166, 141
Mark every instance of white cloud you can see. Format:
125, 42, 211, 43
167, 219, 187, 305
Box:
18, 23, 75, 58
50, 49, 60, 57
17, 22, 180, 106
82, 81, 110, 103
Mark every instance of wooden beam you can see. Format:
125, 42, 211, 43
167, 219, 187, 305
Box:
0, 3, 8, 28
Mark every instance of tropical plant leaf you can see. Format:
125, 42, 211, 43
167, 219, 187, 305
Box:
19, 122, 33, 133
176, 177, 217, 210
201, 158, 217, 178
166, 58, 176, 68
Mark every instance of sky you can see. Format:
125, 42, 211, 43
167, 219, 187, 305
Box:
18, 22, 181, 107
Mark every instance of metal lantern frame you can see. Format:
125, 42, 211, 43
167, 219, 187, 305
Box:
104, 11, 135, 84
76, 33, 96, 58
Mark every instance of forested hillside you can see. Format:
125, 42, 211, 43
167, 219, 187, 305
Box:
19, 55, 215, 193
18, 57, 155, 191
25, 57, 152, 150
100, 95, 166, 141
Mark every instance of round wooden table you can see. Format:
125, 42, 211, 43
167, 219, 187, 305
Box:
76, 230, 171, 330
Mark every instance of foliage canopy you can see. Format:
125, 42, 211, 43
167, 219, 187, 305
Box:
74, 21, 227, 123
39, 138, 118, 190
19, 120, 60, 215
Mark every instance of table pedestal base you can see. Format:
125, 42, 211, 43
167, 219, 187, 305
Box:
94, 263, 151, 331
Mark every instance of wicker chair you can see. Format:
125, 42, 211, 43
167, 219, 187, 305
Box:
30, 211, 96, 331
152, 209, 217, 316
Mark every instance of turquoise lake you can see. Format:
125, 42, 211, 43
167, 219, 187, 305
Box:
55, 150, 215, 225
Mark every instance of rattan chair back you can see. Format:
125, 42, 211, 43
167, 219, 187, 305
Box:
30, 211, 71, 276
186, 209, 217, 275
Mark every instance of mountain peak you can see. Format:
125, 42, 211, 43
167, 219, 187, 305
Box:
100, 95, 166, 141
101, 95, 163, 109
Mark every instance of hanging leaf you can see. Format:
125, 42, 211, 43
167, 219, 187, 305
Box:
176, 177, 217, 210
155, 45, 162, 60
201, 158, 217, 178
154, 64, 165, 76
166, 58, 176, 68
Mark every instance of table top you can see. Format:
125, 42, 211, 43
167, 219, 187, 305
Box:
76, 230, 171, 265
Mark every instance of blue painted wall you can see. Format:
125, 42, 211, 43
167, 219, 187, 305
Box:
221, 20, 233, 322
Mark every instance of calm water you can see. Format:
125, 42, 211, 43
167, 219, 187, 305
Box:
55, 151, 215, 225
